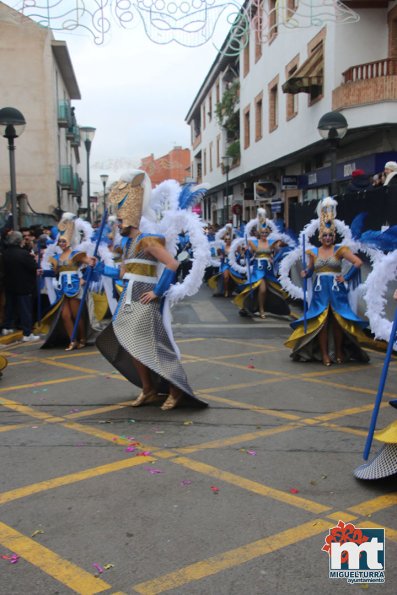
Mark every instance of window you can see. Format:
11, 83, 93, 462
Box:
243, 38, 250, 77
216, 134, 220, 167
209, 142, 213, 172
216, 80, 220, 103
202, 104, 206, 130
208, 93, 212, 121
255, 92, 263, 141
244, 105, 251, 149
307, 28, 325, 106
268, 75, 279, 132
269, 0, 278, 42
203, 149, 207, 176
286, 0, 298, 21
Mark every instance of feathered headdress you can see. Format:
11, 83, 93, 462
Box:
317, 197, 337, 237
58, 212, 78, 247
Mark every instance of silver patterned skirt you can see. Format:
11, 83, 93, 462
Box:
96, 279, 207, 408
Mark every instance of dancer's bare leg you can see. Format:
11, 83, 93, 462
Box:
332, 313, 344, 362
318, 317, 331, 365
258, 279, 267, 318
69, 298, 85, 345
224, 271, 230, 297
130, 356, 159, 406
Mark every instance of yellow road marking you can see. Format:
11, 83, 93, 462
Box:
299, 364, 378, 378
0, 456, 155, 506
327, 512, 358, 522
61, 420, 152, 446
303, 376, 397, 399
48, 350, 98, 360
218, 337, 280, 350
320, 423, 367, 437
197, 393, 301, 421
0, 374, 95, 394
7, 359, 36, 366
0, 521, 112, 594
0, 422, 33, 433
311, 403, 388, 423
348, 493, 397, 516
196, 377, 288, 394
174, 424, 299, 455
169, 456, 330, 514
0, 396, 66, 423
133, 518, 331, 595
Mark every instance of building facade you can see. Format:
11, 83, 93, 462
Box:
186, 0, 397, 226
140, 146, 191, 186
0, 2, 83, 221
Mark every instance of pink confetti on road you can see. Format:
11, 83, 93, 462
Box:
210, 486, 219, 493
180, 480, 192, 486
289, 488, 299, 494
247, 449, 257, 456
136, 451, 152, 456
144, 467, 163, 475
247, 364, 255, 369
93, 563, 104, 574
125, 446, 136, 453
2, 554, 19, 564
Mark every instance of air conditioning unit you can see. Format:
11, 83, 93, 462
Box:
254, 181, 280, 201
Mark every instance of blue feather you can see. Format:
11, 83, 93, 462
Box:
350, 212, 367, 239
178, 183, 208, 210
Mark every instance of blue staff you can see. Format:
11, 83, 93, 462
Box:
36, 245, 42, 327
245, 234, 254, 313
363, 306, 397, 460
70, 209, 108, 343
302, 234, 308, 334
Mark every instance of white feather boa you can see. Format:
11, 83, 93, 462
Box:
229, 236, 251, 276
363, 250, 397, 342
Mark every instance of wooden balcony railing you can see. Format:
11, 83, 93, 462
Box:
343, 58, 397, 83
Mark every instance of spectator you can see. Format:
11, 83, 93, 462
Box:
2, 231, 40, 342
383, 161, 397, 186
346, 169, 371, 192
371, 172, 385, 187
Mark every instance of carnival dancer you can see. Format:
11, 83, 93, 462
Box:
230, 209, 292, 318
284, 198, 371, 365
40, 214, 96, 350
96, 171, 209, 411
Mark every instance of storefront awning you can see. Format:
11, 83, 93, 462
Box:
282, 45, 323, 95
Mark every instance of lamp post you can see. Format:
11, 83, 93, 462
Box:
80, 126, 96, 221
100, 174, 109, 215
222, 155, 233, 224
317, 111, 348, 196
0, 107, 26, 228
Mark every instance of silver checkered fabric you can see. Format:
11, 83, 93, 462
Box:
96, 236, 207, 408
354, 444, 397, 480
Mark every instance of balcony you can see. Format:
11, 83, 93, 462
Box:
68, 125, 80, 147
58, 100, 72, 128
59, 165, 73, 189
192, 133, 201, 150
72, 173, 82, 196
333, 58, 397, 110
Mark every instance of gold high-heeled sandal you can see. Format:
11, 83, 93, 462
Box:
161, 393, 183, 411
76, 340, 86, 350
65, 341, 78, 351
131, 389, 159, 407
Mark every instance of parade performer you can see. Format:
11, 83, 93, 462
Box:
284, 198, 371, 365
40, 214, 96, 350
230, 209, 292, 318
208, 225, 239, 297
354, 398, 397, 480
96, 171, 209, 411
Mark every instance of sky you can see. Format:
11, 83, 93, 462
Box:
5, 1, 240, 195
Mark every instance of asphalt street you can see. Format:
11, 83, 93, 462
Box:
0, 284, 396, 595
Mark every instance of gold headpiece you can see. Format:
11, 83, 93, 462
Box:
317, 197, 337, 237
58, 214, 76, 246
108, 172, 146, 228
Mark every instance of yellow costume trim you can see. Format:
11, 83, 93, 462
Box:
285, 308, 329, 349
0, 354, 8, 371
92, 292, 109, 322
373, 420, 397, 444
124, 263, 157, 277
34, 297, 64, 335
230, 271, 246, 285
233, 279, 287, 308
71, 251, 86, 265
335, 245, 348, 259
58, 264, 79, 273
208, 275, 218, 291
137, 236, 165, 251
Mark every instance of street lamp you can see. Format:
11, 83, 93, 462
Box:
0, 107, 26, 228
222, 155, 233, 224
100, 173, 109, 215
80, 126, 96, 221
317, 111, 348, 196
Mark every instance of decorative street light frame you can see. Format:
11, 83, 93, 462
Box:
222, 155, 233, 225
0, 107, 26, 228
100, 173, 109, 215
80, 126, 96, 221
317, 111, 348, 196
